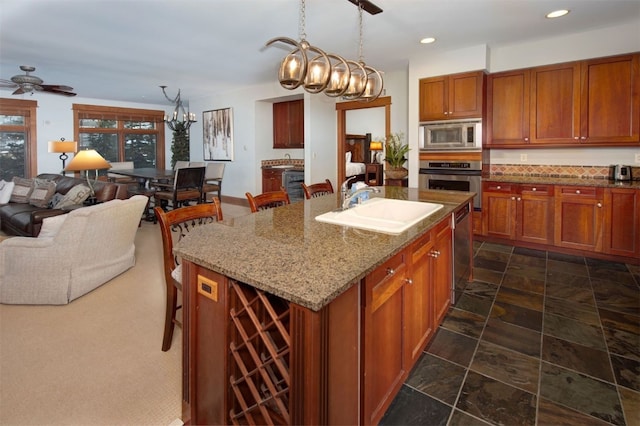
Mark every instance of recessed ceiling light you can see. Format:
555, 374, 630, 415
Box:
546, 9, 570, 19
420, 37, 436, 44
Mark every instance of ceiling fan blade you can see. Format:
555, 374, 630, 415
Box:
41, 86, 77, 97
40, 84, 74, 91
0, 79, 18, 89
12, 87, 25, 95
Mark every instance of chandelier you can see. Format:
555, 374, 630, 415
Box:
265, 0, 383, 102
160, 85, 197, 131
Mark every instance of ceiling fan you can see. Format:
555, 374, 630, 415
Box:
0, 65, 76, 97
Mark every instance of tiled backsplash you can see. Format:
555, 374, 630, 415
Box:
489, 164, 639, 180
261, 159, 304, 168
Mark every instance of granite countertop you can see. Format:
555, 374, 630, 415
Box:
175, 188, 474, 312
485, 175, 640, 189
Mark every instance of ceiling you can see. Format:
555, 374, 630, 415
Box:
1, 0, 639, 105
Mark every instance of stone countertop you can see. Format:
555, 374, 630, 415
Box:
485, 175, 640, 189
175, 188, 474, 312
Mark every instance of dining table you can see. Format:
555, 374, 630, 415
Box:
108, 167, 175, 189
107, 168, 175, 222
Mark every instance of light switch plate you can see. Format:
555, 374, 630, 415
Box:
635, 153, 640, 163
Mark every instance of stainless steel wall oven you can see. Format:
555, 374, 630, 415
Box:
419, 160, 482, 210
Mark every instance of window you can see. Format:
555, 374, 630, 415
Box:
0, 99, 37, 180
73, 104, 165, 169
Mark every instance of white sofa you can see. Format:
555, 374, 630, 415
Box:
0, 195, 148, 305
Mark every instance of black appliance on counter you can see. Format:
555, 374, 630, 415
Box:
419, 160, 482, 210
282, 169, 305, 203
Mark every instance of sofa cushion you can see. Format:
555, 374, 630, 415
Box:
37, 213, 68, 239
10, 177, 33, 203
29, 179, 57, 208
0, 180, 15, 204
53, 184, 91, 209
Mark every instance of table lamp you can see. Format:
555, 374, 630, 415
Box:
48, 138, 78, 175
64, 149, 111, 197
369, 140, 384, 163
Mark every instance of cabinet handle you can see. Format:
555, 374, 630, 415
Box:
574, 136, 579, 140
597, 202, 602, 208
517, 197, 522, 201
405, 278, 414, 285
429, 250, 441, 258
532, 187, 537, 191
524, 137, 529, 141
511, 196, 516, 200
581, 136, 586, 140
496, 185, 501, 189
444, 111, 448, 115
386, 267, 395, 276
576, 190, 581, 194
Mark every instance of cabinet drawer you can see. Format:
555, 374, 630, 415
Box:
367, 252, 407, 313
557, 186, 598, 198
519, 184, 552, 195
483, 181, 514, 193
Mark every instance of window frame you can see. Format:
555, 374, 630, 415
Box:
72, 103, 166, 169
0, 98, 38, 178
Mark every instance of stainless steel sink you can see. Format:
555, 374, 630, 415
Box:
315, 197, 444, 234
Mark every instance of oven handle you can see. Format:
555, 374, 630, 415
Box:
419, 169, 481, 176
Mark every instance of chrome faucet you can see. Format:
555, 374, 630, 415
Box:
284, 153, 291, 162
342, 186, 381, 210
340, 176, 357, 202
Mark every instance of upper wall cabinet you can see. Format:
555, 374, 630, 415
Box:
419, 71, 485, 122
486, 53, 640, 148
273, 99, 304, 149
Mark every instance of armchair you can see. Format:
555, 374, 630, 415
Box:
0, 195, 148, 305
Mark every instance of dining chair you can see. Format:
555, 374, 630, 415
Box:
245, 189, 290, 213
189, 161, 206, 167
106, 161, 137, 185
202, 163, 225, 203
302, 179, 334, 199
153, 166, 205, 212
174, 160, 190, 170
154, 199, 224, 351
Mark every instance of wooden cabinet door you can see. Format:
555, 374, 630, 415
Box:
554, 186, 604, 252
448, 71, 484, 119
516, 184, 554, 244
603, 188, 640, 257
362, 251, 408, 426
486, 69, 530, 146
273, 99, 304, 148
419, 71, 484, 121
482, 182, 516, 239
581, 54, 640, 144
262, 168, 283, 192
405, 231, 435, 366
432, 219, 452, 326
530, 62, 581, 144
419, 76, 447, 121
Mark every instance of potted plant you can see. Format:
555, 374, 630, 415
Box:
383, 132, 410, 179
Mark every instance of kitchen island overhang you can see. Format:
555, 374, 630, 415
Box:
174, 187, 474, 425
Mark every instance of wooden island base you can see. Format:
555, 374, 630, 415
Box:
181, 211, 466, 425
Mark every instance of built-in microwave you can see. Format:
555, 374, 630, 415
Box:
419, 118, 482, 151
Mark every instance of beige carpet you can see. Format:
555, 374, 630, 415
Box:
0, 203, 250, 425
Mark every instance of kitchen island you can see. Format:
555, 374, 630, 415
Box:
174, 187, 474, 425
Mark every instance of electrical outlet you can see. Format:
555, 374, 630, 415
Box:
520, 154, 528, 162
635, 153, 640, 163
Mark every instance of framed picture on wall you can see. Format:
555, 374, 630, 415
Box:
203, 107, 234, 161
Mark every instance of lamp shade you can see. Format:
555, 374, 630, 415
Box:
369, 141, 383, 151
64, 149, 111, 171
48, 140, 77, 154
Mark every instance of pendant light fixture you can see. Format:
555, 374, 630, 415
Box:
265, 0, 383, 101
266, 0, 344, 94
343, 2, 383, 102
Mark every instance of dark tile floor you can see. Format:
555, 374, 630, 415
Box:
381, 242, 640, 426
